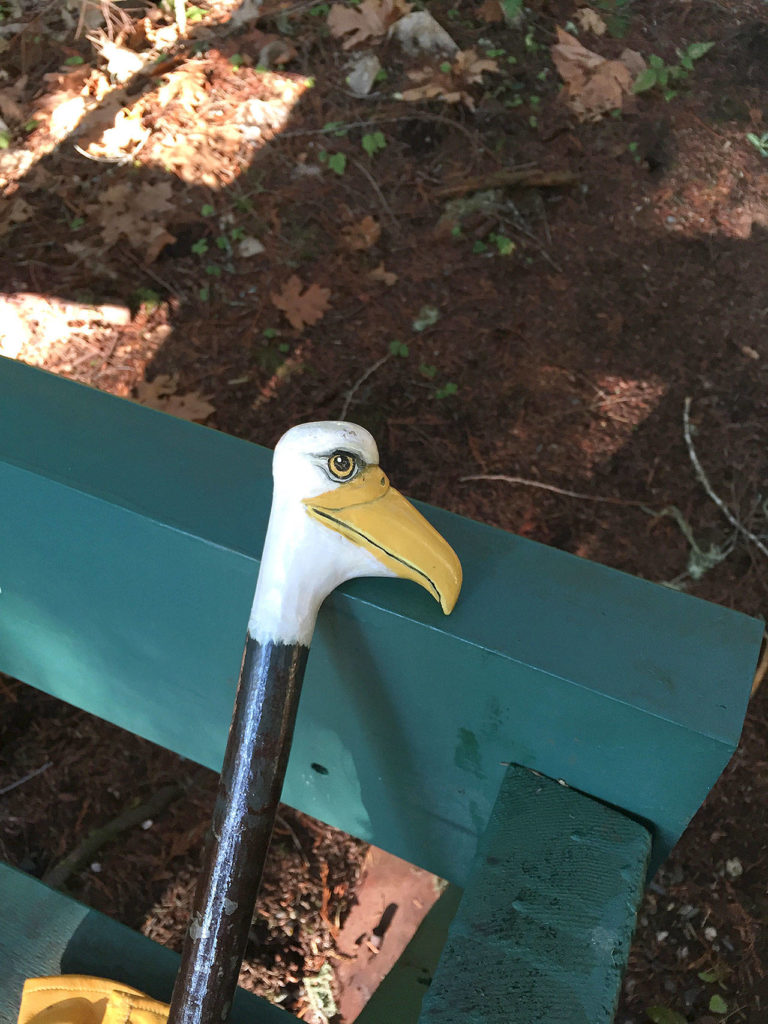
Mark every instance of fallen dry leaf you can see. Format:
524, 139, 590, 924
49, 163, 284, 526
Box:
476, 0, 504, 23
551, 27, 636, 121
88, 180, 176, 261
0, 196, 32, 237
88, 31, 146, 83
369, 263, 398, 286
135, 375, 215, 423
271, 276, 331, 330
400, 48, 498, 110
342, 215, 381, 251
156, 65, 209, 112
328, 0, 411, 49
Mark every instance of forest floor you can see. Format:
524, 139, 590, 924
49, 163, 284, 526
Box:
1, 0, 767, 1021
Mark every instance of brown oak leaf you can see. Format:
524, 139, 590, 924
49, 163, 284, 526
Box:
271, 276, 331, 330
342, 215, 381, 251
135, 375, 215, 423
328, 0, 411, 49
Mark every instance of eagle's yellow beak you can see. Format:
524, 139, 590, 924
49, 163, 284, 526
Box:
303, 467, 462, 614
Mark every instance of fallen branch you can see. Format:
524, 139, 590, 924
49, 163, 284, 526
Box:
42, 783, 183, 890
433, 168, 578, 198
683, 397, 768, 560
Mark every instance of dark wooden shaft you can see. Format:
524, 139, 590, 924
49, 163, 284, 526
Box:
168, 638, 309, 1024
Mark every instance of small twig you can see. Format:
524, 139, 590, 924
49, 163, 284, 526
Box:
460, 473, 649, 507
0, 760, 53, 797
350, 157, 400, 234
274, 812, 310, 867
340, 353, 390, 420
683, 397, 768, 559
42, 783, 183, 889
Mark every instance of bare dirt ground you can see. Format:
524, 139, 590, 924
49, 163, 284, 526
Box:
1, 0, 767, 1021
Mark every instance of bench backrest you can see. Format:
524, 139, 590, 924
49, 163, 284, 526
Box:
0, 355, 762, 882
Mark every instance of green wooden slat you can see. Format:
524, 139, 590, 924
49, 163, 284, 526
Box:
418, 766, 652, 1024
0, 357, 763, 883
0, 864, 287, 1024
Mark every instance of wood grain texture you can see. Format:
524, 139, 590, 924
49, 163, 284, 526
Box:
419, 766, 651, 1024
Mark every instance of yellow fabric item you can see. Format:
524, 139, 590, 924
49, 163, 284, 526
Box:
18, 977, 169, 1024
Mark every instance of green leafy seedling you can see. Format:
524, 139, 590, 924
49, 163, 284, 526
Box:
216, 235, 231, 251
69, 216, 85, 231
746, 132, 768, 158
490, 233, 515, 255
698, 964, 730, 985
318, 149, 347, 175
229, 54, 244, 68
322, 121, 349, 137
389, 339, 409, 357
186, 5, 207, 23
500, 0, 523, 24
65, 55, 85, 66
435, 381, 458, 400
200, 203, 215, 216
633, 42, 714, 99
205, 264, 222, 277
191, 238, 209, 256
709, 995, 727, 1015
263, 327, 280, 339
0, 130, 9, 149
419, 363, 437, 379
362, 130, 386, 157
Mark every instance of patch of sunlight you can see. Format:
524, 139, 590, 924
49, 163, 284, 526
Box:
579, 373, 667, 467
641, 124, 768, 241
0, 292, 165, 396
0, 11, 310, 193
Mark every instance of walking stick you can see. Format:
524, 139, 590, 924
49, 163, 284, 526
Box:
167, 421, 462, 1024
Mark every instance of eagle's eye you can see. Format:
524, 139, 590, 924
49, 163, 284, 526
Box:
328, 451, 357, 480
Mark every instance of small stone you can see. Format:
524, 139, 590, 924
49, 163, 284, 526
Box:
704, 926, 717, 941
237, 236, 266, 258
725, 857, 743, 878
345, 53, 381, 97
90, 862, 102, 873
656, 930, 669, 942
141, 818, 153, 830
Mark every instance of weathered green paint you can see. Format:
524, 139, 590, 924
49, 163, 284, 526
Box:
0, 357, 763, 885
0, 863, 286, 1023
418, 766, 651, 1024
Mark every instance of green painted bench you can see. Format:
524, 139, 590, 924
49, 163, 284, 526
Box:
0, 355, 762, 1023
